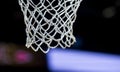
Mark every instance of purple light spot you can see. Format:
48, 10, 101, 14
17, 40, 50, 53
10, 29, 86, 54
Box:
15, 50, 33, 64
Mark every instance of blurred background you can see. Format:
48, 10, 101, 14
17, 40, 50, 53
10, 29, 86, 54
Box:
0, 0, 120, 72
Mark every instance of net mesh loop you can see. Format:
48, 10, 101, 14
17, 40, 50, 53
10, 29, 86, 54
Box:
19, 0, 82, 53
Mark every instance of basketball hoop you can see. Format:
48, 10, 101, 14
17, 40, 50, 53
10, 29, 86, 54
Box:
19, 0, 82, 53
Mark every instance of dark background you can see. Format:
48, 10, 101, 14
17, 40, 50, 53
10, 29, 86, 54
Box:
0, 0, 120, 71
74, 0, 120, 54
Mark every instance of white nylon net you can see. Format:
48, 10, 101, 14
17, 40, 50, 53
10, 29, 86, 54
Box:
19, 0, 82, 53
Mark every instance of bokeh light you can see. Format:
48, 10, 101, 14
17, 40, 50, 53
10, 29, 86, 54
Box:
14, 50, 33, 64
102, 6, 116, 18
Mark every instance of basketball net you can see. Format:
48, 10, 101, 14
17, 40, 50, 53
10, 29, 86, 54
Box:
19, 0, 82, 53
